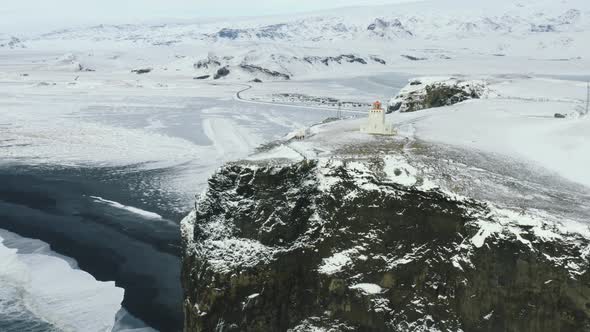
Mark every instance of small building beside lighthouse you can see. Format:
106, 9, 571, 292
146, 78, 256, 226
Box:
360, 101, 395, 135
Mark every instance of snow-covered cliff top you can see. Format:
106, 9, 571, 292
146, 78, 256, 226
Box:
181, 76, 590, 332
183, 74, 590, 281
246, 76, 590, 189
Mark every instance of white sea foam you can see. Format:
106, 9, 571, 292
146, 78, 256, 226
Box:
0, 229, 124, 332
111, 309, 158, 332
90, 196, 164, 220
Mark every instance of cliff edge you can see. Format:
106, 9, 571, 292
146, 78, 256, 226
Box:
181, 78, 590, 332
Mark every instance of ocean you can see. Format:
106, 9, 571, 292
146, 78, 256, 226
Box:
0, 165, 184, 331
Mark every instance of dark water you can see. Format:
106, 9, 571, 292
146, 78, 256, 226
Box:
0, 165, 187, 331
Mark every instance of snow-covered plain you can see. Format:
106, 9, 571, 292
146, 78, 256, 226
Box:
0, 59, 353, 211
393, 77, 590, 188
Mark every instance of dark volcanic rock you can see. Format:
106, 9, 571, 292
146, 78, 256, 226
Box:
531, 24, 556, 33
239, 64, 290, 80
367, 18, 413, 38
217, 28, 245, 40
370, 56, 387, 65
388, 79, 485, 113
131, 68, 152, 74
213, 67, 230, 79
303, 54, 368, 66
181, 157, 590, 332
401, 54, 427, 61
194, 57, 221, 70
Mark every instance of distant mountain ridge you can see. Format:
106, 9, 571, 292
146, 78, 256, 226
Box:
9, 0, 590, 81
30, 0, 588, 43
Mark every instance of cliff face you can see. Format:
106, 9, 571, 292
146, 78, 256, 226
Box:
181, 151, 590, 331
387, 78, 485, 113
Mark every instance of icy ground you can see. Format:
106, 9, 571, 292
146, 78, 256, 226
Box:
0, 51, 408, 332
181, 76, 590, 332
240, 75, 590, 238
3, 0, 590, 83
0, 51, 398, 212
1, 0, 590, 328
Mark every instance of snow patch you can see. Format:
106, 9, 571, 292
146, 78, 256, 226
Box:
470, 221, 503, 248
318, 247, 362, 275
204, 237, 276, 274
383, 154, 437, 190
350, 283, 383, 295
247, 145, 304, 161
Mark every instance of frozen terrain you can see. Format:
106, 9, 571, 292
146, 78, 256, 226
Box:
397, 77, 590, 189
2, 0, 589, 81
0, 59, 368, 211
0, 44, 406, 332
241, 76, 590, 221
0, 0, 589, 330
181, 78, 590, 332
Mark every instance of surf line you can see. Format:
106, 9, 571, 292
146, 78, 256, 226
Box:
89, 196, 163, 220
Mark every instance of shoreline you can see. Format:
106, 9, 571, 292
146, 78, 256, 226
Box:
0, 165, 186, 331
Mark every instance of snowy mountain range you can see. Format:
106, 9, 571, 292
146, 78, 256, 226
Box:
2, 0, 588, 81
26, 1, 588, 43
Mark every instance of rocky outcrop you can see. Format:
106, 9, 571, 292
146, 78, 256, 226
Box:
131, 68, 152, 74
303, 54, 371, 66
213, 67, 230, 79
239, 64, 290, 80
181, 149, 590, 331
0, 36, 26, 49
214, 24, 289, 40
194, 57, 221, 70
216, 28, 245, 40
401, 55, 427, 61
388, 78, 486, 113
190, 52, 384, 81
367, 18, 413, 38
370, 56, 387, 65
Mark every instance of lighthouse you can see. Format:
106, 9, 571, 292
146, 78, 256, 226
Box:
360, 101, 395, 135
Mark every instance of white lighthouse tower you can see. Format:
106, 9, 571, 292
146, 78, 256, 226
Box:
360, 101, 395, 135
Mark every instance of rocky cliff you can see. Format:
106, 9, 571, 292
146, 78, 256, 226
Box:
388, 78, 486, 113
181, 112, 590, 332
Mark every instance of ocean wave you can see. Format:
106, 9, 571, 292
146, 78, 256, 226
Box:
0, 229, 124, 332
90, 196, 163, 220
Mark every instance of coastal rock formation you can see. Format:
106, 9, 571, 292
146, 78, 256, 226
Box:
388, 78, 486, 113
213, 67, 230, 79
181, 117, 590, 331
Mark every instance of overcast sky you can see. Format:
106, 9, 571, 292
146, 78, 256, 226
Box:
0, 0, 419, 34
